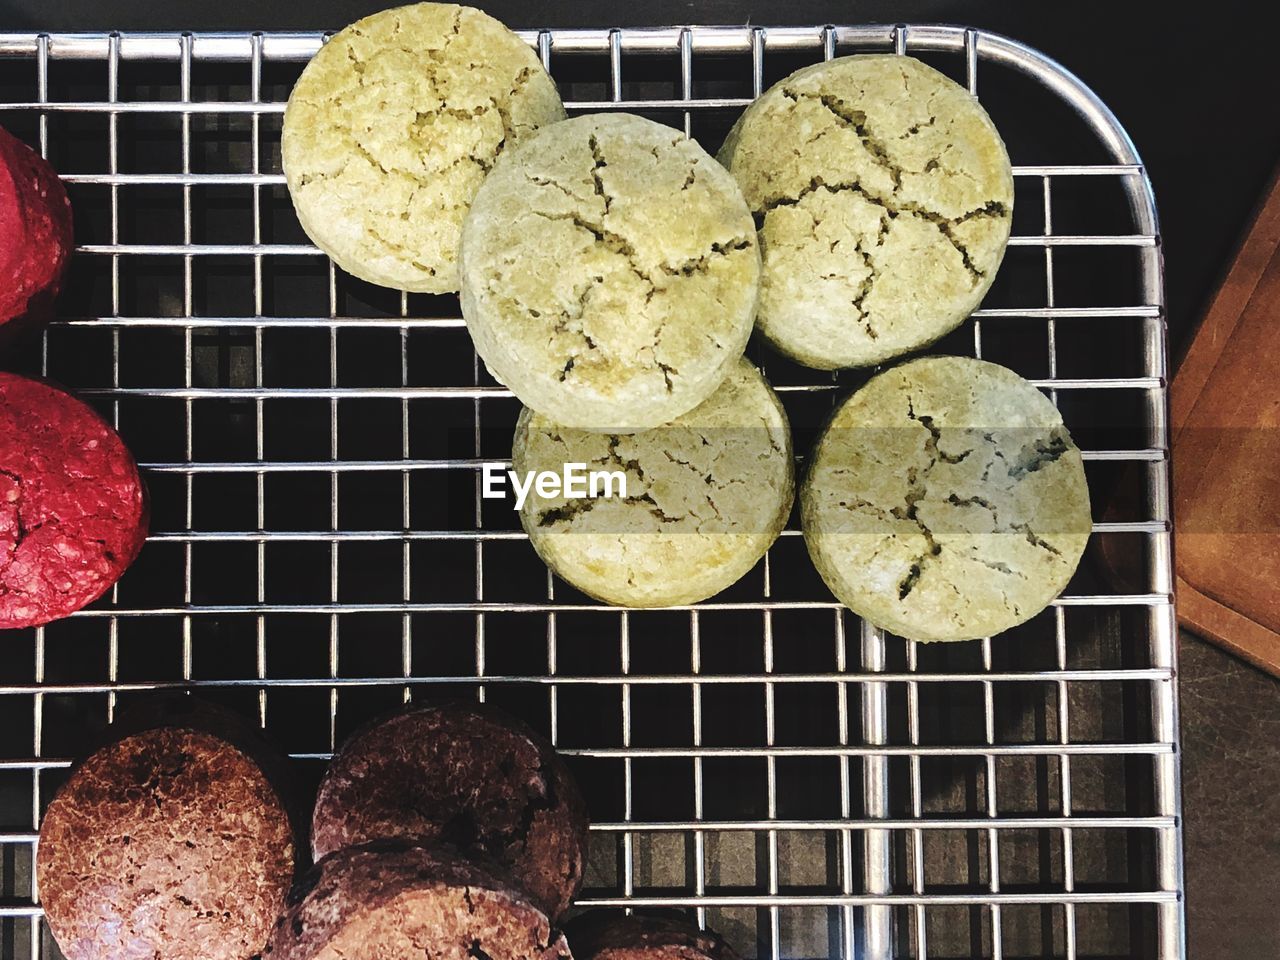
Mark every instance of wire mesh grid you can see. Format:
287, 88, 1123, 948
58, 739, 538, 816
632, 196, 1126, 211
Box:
0, 22, 1182, 960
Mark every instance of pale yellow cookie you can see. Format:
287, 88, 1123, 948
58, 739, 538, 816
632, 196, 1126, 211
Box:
802, 357, 1090, 640
461, 113, 761, 431
513, 359, 793, 607
719, 55, 1014, 369
282, 3, 565, 292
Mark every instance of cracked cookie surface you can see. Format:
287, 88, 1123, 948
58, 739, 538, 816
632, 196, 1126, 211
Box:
0, 372, 148, 629
37, 726, 296, 960
513, 359, 793, 607
311, 701, 588, 921
718, 55, 1014, 370
265, 839, 570, 960
802, 357, 1090, 641
1, 126, 74, 340
461, 113, 761, 430
282, 3, 564, 293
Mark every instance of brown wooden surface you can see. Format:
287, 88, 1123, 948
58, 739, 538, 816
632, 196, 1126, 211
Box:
1173, 166, 1280, 676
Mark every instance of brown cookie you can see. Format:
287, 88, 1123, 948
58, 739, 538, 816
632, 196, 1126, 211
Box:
311, 700, 588, 919
566, 912, 740, 960
37, 711, 297, 960
265, 839, 572, 960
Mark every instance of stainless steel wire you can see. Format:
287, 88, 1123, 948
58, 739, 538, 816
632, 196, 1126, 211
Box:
0, 23, 1182, 960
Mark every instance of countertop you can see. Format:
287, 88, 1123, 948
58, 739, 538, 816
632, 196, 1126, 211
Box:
2, 1, 1279, 957
1179, 628, 1280, 955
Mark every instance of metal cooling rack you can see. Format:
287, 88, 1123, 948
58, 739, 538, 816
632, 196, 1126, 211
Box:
0, 23, 1181, 960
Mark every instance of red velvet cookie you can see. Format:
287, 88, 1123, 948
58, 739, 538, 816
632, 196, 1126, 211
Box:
0, 373, 147, 628
0, 125, 73, 343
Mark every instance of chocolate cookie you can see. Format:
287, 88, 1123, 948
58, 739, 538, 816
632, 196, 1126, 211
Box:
37, 713, 297, 960
311, 700, 588, 919
566, 912, 740, 960
265, 840, 572, 960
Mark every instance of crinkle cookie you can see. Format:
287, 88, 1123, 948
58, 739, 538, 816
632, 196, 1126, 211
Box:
282, 3, 565, 292
719, 55, 1014, 369
0, 372, 148, 629
37, 723, 296, 960
311, 700, 588, 921
264, 840, 570, 960
802, 357, 1090, 641
0, 125, 74, 342
461, 113, 761, 431
566, 912, 741, 960
513, 358, 793, 607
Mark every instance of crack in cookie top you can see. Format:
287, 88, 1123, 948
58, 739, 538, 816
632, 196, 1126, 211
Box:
513, 358, 793, 607
719, 55, 1014, 370
460, 113, 761, 432
802, 356, 1090, 641
282, 3, 565, 293
37, 727, 295, 960
0, 373, 147, 629
266, 840, 570, 960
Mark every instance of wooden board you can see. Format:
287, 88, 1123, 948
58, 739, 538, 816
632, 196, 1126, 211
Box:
1173, 166, 1280, 675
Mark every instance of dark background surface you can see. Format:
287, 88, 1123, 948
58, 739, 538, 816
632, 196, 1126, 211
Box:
3, 0, 1279, 957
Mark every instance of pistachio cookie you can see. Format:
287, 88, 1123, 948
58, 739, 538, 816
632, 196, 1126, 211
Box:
461, 113, 760, 431
283, 3, 564, 292
802, 357, 1090, 640
513, 358, 792, 607
719, 55, 1013, 369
